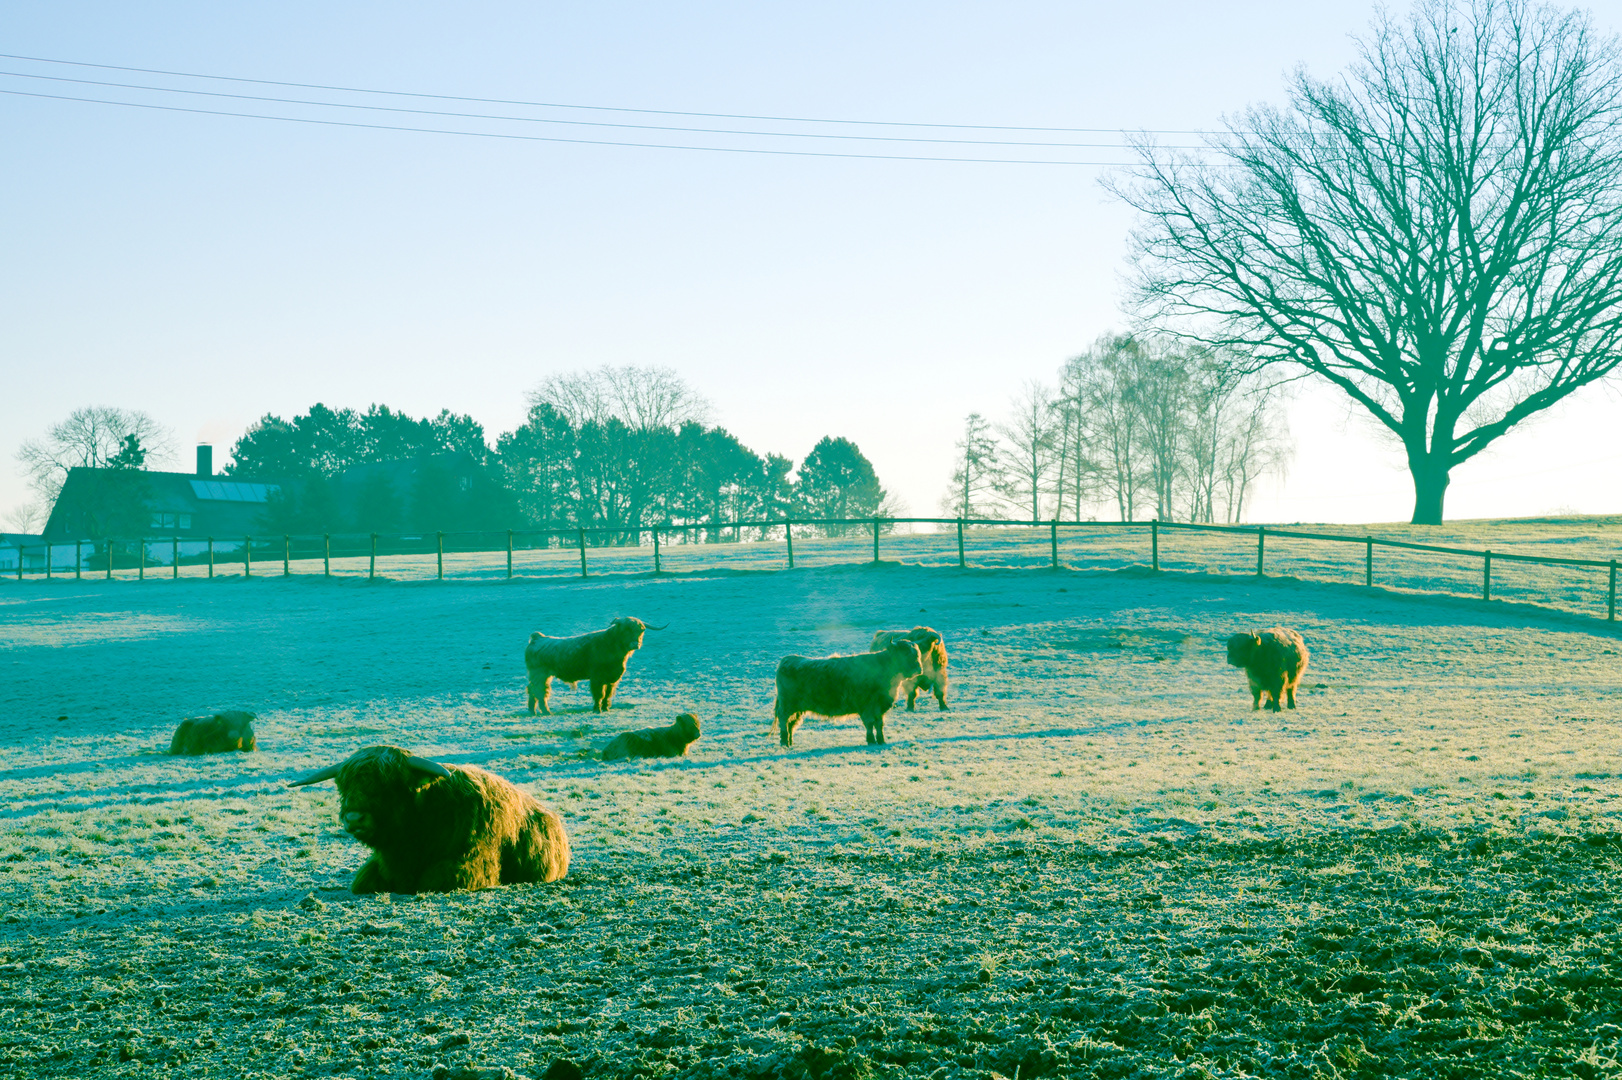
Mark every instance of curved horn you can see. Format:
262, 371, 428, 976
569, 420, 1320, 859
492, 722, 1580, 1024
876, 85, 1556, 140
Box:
404, 755, 452, 780
643, 622, 670, 631
288, 763, 342, 788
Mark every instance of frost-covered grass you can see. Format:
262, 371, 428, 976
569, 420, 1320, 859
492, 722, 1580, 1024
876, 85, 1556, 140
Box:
1, 550, 1620, 1078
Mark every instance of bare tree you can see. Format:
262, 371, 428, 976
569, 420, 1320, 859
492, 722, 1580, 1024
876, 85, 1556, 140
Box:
1185, 354, 1294, 522
1068, 335, 1149, 521
16, 406, 173, 505
529, 366, 711, 432
938, 412, 1003, 520
3, 502, 46, 534
1134, 339, 1194, 521
1115, 0, 1622, 524
995, 382, 1060, 521
1048, 370, 1097, 521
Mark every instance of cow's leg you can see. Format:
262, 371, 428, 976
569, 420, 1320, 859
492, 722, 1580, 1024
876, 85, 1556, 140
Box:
1265, 678, 1285, 712
1250, 683, 1262, 711
351, 855, 391, 896
934, 677, 948, 711
1286, 683, 1298, 709
779, 712, 800, 748
527, 685, 538, 716
538, 676, 554, 715
905, 683, 918, 711
594, 679, 616, 712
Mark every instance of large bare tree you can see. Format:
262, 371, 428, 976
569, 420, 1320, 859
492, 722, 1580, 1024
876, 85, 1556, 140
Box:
16, 406, 173, 505
1115, 0, 1622, 523
529, 365, 711, 433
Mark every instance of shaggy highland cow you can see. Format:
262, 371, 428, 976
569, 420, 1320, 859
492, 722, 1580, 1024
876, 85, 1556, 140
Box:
170, 710, 258, 755
289, 746, 570, 894
601, 712, 701, 761
870, 626, 950, 711
524, 617, 664, 715
1225, 627, 1311, 712
774, 640, 924, 747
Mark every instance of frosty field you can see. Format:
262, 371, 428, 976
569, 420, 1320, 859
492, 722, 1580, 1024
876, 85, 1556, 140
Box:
1, 549, 1620, 1079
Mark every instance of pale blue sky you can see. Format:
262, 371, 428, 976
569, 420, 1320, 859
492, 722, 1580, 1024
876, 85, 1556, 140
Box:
4, 1, 1620, 525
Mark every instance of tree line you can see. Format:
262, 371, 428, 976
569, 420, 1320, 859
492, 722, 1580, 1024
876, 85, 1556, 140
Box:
220, 367, 892, 542
943, 334, 1291, 523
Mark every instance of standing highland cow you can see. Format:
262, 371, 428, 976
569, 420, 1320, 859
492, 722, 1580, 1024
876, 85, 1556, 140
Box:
774, 639, 924, 747
870, 627, 950, 711
601, 712, 701, 761
1225, 627, 1311, 712
289, 746, 569, 894
170, 710, 258, 755
524, 617, 664, 715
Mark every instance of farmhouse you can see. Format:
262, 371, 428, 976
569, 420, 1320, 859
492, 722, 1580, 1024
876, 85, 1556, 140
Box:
41, 445, 287, 543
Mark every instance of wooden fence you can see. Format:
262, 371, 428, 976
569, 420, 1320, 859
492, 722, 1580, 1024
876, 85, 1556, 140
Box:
6, 518, 1618, 624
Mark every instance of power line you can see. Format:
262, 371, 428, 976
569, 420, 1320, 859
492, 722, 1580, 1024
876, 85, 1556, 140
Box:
0, 88, 1149, 165
0, 69, 1208, 150
0, 51, 1220, 136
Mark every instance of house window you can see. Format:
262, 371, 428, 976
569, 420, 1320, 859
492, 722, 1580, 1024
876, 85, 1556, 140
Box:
149, 512, 191, 531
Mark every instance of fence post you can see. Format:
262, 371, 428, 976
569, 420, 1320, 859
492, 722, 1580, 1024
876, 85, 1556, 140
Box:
1610, 560, 1617, 622
369, 534, 377, 580
283, 535, 290, 577
506, 530, 513, 579
15, 544, 22, 581
786, 520, 795, 569
139, 538, 146, 580
75, 541, 82, 580
1365, 539, 1373, 587
45, 542, 51, 580
324, 534, 331, 577
873, 518, 881, 564
437, 532, 444, 580
1050, 520, 1059, 568
1483, 550, 1492, 601
244, 536, 251, 578
653, 527, 661, 573
957, 519, 966, 568
1151, 520, 1159, 571
173, 536, 180, 580
1256, 526, 1266, 576
578, 528, 588, 578
207, 537, 214, 579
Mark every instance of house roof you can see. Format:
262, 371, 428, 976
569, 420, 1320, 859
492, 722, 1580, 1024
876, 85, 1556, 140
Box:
43, 468, 290, 541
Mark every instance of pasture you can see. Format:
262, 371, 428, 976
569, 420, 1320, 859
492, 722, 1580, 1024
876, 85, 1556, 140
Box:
1, 545, 1620, 1078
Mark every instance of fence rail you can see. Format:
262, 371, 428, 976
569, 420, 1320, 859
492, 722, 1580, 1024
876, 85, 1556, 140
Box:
6, 518, 1619, 624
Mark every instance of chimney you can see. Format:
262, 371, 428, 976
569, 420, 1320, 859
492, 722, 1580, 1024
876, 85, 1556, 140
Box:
196, 444, 213, 477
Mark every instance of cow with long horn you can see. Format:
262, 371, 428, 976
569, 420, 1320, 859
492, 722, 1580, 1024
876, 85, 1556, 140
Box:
289, 746, 570, 894
523, 616, 662, 715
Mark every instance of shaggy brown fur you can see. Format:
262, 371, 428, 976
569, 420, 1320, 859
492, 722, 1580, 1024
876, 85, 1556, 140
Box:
1225, 627, 1311, 712
870, 627, 950, 711
169, 710, 257, 755
289, 745, 569, 894
601, 712, 701, 761
524, 617, 651, 715
774, 640, 924, 747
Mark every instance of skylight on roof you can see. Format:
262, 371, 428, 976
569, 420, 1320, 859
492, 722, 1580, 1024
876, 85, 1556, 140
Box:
189, 480, 278, 503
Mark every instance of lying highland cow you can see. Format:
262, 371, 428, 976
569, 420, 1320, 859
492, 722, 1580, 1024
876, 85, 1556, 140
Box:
601, 712, 701, 761
1225, 626, 1311, 712
289, 746, 570, 894
170, 710, 258, 755
870, 626, 949, 711
774, 640, 924, 747
524, 617, 665, 715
